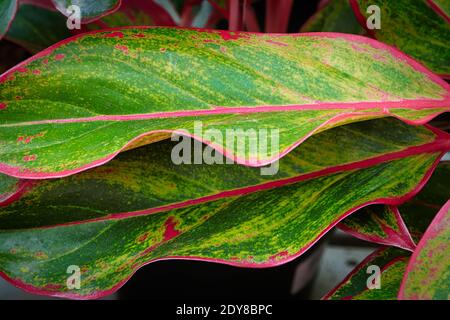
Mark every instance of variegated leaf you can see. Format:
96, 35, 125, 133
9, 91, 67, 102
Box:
1, 27, 449, 178
398, 200, 450, 300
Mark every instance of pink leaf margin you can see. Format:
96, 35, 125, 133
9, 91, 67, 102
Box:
322, 246, 408, 300
397, 199, 450, 300
0, 27, 449, 178
338, 206, 417, 252
2, 125, 450, 212
51, 0, 122, 24
349, 0, 450, 79
0, 140, 448, 299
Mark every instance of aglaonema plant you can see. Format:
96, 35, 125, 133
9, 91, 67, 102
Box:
0, 0, 449, 300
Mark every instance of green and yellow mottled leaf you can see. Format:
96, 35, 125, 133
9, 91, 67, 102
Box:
52, 0, 121, 23
400, 161, 450, 243
1, 118, 447, 229
0, 123, 446, 298
324, 247, 409, 300
398, 200, 450, 300
350, 0, 450, 77
0, 172, 20, 203
0, 27, 449, 178
0, 0, 17, 39
339, 205, 416, 251
339, 161, 450, 247
301, 0, 365, 34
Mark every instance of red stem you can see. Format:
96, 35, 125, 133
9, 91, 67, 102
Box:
229, 0, 244, 31
244, 1, 260, 32
180, 1, 195, 27
277, 0, 293, 33
265, 0, 277, 32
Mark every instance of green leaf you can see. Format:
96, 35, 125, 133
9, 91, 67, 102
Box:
1, 118, 448, 229
350, 0, 450, 78
5, 3, 71, 53
0, 0, 17, 39
398, 200, 450, 300
1, 27, 449, 178
301, 0, 365, 34
324, 247, 409, 300
0, 122, 446, 298
400, 161, 450, 243
339, 205, 416, 251
86, 0, 176, 29
338, 161, 449, 247
52, 0, 121, 23
4, 1, 177, 54
0, 172, 20, 203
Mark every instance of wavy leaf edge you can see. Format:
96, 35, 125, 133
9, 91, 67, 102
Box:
0, 149, 446, 299
1, 27, 449, 179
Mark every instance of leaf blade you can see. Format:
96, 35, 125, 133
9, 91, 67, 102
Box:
51, 0, 122, 23
301, 0, 365, 34
0, 134, 445, 298
350, 0, 450, 77
398, 200, 450, 300
339, 205, 416, 251
1, 119, 448, 229
1, 27, 449, 178
324, 247, 409, 300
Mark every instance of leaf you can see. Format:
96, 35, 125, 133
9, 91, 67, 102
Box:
400, 161, 450, 243
301, 0, 365, 34
350, 0, 450, 78
5, 3, 71, 54
0, 0, 18, 39
398, 200, 450, 300
1, 118, 448, 229
0, 172, 21, 204
339, 205, 416, 251
21, 0, 55, 10
86, 0, 176, 29
0, 27, 449, 179
428, 0, 450, 21
4, 1, 177, 54
51, 0, 121, 23
0, 146, 443, 298
323, 247, 409, 300
338, 161, 449, 247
